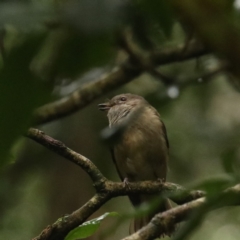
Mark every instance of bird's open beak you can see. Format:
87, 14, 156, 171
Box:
98, 103, 111, 111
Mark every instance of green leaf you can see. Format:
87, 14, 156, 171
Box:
136, 0, 175, 37
194, 176, 235, 196
32, 28, 114, 79
62, 0, 121, 34
0, 31, 51, 169
64, 212, 119, 240
221, 148, 237, 174
0, 2, 53, 30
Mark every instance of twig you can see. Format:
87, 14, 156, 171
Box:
151, 40, 208, 66
104, 181, 205, 205
119, 28, 176, 85
172, 0, 240, 78
27, 128, 107, 187
33, 41, 209, 125
122, 184, 240, 240
119, 29, 226, 88
179, 62, 229, 89
27, 128, 205, 203
32, 193, 111, 240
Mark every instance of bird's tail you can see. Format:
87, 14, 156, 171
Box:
129, 196, 172, 236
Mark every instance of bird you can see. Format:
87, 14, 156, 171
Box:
98, 93, 171, 234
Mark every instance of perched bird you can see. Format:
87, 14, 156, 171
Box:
98, 93, 171, 233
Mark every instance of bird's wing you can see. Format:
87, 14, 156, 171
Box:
161, 120, 169, 149
110, 147, 142, 206
150, 106, 169, 150
110, 147, 124, 181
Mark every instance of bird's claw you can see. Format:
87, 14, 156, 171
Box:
157, 178, 165, 184
123, 178, 131, 189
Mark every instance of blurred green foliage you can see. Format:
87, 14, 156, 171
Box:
134, 0, 174, 37
0, 32, 51, 168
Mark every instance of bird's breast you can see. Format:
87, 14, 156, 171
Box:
113, 109, 168, 181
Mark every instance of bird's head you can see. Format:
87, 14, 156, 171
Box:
98, 93, 147, 126
98, 93, 145, 112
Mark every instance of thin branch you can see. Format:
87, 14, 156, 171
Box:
151, 40, 208, 66
104, 181, 205, 205
119, 28, 227, 88
179, 61, 229, 89
119, 28, 176, 85
33, 41, 209, 125
27, 128, 107, 186
27, 128, 205, 203
32, 193, 111, 240
33, 64, 141, 125
122, 184, 240, 240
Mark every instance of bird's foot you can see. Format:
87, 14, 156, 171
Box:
157, 178, 165, 184
123, 178, 131, 189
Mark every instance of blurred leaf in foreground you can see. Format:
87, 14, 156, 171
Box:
193, 176, 236, 197
0, 31, 51, 169
221, 148, 238, 175
0, 2, 53, 30
64, 212, 119, 240
135, 0, 175, 37
32, 29, 114, 79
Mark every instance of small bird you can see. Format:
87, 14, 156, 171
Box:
98, 93, 171, 233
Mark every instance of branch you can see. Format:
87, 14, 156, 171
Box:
122, 184, 240, 240
104, 181, 205, 205
118, 28, 176, 85
119, 29, 227, 88
27, 128, 205, 203
173, 0, 240, 78
179, 61, 229, 89
151, 40, 208, 66
32, 184, 204, 240
27, 128, 205, 240
32, 193, 111, 240
27, 128, 107, 187
33, 41, 209, 125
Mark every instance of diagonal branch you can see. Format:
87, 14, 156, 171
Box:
122, 184, 240, 240
119, 28, 227, 87
27, 128, 107, 186
33, 41, 209, 125
32, 193, 111, 240
27, 128, 205, 203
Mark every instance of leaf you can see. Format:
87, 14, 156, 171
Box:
62, 0, 122, 34
32, 28, 114, 79
0, 31, 51, 169
136, 0, 175, 37
64, 212, 119, 240
194, 176, 235, 196
0, 2, 53, 30
221, 148, 237, 174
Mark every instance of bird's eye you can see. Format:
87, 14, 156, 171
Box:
120, 97, 127, 101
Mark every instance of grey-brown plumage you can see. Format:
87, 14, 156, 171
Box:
98, 93, 171, 233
